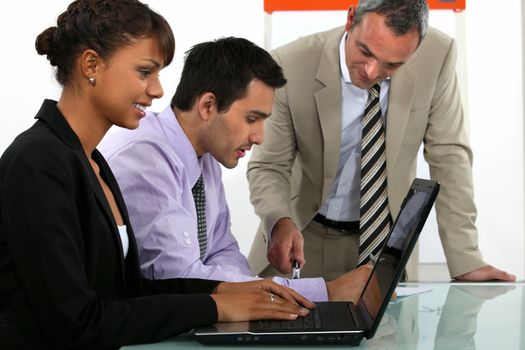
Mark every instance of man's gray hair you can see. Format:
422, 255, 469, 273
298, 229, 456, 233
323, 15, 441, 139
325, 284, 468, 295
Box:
351, 0, 429, 44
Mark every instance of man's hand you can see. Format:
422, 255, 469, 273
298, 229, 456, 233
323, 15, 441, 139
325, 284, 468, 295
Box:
453, 264, 516, 282
267, 218, 304, 274
325, 264, 373, 303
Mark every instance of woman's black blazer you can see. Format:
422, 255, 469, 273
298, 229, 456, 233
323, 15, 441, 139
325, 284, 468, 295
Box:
0, 100, 220, 349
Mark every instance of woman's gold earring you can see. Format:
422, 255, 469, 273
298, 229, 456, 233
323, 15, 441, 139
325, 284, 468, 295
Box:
88, 77, 96, 86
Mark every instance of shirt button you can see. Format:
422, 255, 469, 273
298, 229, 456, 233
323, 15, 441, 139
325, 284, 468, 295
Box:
183, 231, 190, 237
354, 152, 360, 158
185, 238, 191, 245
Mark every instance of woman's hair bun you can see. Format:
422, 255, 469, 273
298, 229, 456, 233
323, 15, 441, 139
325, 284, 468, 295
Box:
35, 27, 59, 67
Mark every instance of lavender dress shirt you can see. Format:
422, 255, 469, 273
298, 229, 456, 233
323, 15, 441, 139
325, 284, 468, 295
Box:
99, 106, 328, 301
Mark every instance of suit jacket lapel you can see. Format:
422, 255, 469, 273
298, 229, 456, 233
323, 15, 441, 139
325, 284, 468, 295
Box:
36, 101, 119, 231
386, 63, 417, 174
94, 150, 142, 294
314, 29, 345, 200
77, 150, 130, 290
37, 101, 129, 290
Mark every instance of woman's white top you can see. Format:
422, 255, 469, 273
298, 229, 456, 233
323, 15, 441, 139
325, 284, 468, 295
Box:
117, 225, 129, 258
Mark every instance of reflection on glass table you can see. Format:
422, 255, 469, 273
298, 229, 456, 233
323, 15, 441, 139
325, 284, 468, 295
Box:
121, 283, 521, 350
365, 283, 517, 350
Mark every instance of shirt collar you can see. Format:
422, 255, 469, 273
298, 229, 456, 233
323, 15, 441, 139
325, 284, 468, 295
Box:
339, 33, 352, 84
35, 99, 83, 150
156, 105, 202, 186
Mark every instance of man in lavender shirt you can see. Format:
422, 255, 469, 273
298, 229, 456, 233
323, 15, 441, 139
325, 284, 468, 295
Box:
100, 37, 371, 302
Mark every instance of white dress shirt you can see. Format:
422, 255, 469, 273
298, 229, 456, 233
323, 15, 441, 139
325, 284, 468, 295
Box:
318, 35, 390, 222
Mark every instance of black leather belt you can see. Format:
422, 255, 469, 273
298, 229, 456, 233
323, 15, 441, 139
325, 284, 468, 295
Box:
313, 214, 359, 231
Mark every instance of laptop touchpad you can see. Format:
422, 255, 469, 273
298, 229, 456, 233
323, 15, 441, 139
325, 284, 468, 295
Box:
318, 302, 356, 330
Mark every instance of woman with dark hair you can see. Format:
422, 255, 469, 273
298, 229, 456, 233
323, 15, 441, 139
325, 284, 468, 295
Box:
0, 1, 312, 349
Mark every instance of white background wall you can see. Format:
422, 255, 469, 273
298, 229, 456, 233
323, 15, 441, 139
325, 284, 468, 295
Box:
1, 0, 523, 279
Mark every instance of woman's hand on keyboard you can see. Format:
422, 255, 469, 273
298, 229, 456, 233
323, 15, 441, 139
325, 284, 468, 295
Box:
211, 280, 313, 322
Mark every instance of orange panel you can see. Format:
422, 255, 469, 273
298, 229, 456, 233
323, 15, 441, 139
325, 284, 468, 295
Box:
264, 0, 465, 13
428, 0, 465, 11
264, 0, 358, 12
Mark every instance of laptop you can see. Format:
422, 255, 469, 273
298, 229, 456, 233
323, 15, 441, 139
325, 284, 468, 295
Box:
194, 178, 440, 346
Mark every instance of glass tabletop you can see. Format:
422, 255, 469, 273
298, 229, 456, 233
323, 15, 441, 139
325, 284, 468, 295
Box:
122, 282, 524, 350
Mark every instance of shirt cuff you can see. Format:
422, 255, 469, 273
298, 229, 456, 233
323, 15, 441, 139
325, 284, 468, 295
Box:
271, 276, 328, 302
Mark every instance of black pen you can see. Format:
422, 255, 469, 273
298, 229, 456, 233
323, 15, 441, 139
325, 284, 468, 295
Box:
292, 260, 301, 279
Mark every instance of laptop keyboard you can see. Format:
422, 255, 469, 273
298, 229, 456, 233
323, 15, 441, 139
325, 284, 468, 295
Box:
252, 307, 323, 331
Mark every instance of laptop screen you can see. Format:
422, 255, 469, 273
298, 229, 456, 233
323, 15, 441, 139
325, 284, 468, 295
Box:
357, 180, 438, 337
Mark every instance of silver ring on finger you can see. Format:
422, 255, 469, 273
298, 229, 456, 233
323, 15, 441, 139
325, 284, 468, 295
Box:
270, 293, 275, 303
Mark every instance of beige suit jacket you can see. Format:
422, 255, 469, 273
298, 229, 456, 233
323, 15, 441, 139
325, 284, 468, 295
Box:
247, 26, 485, 279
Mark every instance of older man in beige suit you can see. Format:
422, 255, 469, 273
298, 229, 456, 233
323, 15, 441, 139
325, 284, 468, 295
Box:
247, 0, 514, 282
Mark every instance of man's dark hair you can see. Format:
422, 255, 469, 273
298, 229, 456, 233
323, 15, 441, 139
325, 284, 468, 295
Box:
171, 37, 286, 113
352, 0, 429, 44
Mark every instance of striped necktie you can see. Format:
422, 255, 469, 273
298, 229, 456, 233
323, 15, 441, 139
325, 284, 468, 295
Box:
192, 174, 207, 259
358, 83, 392, 265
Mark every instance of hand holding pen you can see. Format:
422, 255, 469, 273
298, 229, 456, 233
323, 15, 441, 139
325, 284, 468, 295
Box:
368, 252, 379, 266
292, 260, 301, 279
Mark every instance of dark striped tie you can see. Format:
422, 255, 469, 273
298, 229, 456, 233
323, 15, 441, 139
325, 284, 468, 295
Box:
358, 83, 391, 265
192, 174, 207, 259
